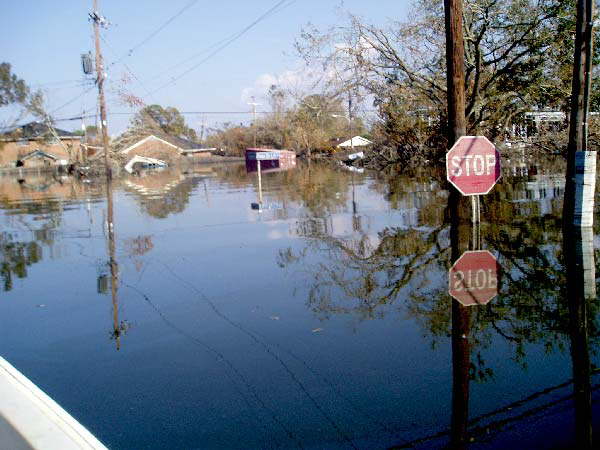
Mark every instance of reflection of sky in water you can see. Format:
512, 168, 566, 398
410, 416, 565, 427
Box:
0, 162, 598, 449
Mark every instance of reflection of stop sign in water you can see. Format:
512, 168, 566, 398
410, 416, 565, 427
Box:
446, 136, 501, 195
449, 250, 499, 306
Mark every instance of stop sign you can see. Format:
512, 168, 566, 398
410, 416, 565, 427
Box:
446, 136, 501, 195
449, 250, 499, 306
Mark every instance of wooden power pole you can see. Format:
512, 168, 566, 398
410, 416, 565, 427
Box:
444, 2, 471, 448
92, 0, 111, 177
444, 0, 467, 146
565, 0, 596, 227
568, 0, 592, 158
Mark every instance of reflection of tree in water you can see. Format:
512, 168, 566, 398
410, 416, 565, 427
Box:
129, 176, 205, 219
0, 233, 42, 291
124, 234, 154, 272
217, 162, 354, 218
0, 199, 63, 293
279, 226, 448, 321
279, 172, 600, 378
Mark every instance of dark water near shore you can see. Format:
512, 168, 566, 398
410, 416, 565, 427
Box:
0, 160, 598, 449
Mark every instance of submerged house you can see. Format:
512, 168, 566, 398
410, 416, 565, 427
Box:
0, 122, 83, 169
118, 134, 215, 164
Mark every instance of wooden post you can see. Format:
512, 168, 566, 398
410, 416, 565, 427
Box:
582, 0, 595, 150
566, 0, 596, 227
92, 0, 111, 178
568, 0, 590, 158
444, 4, 470, 443
444, 0, 467, 146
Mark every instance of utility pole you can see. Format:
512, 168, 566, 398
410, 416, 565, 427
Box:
566, 0, 596, 227
92, 0, 111, 177
582, 0, 595, 151
444, 0, 467, 145
568, 0, 592, 157
199, 116, 206, 145
248, 96, 261, 147
444, 2, 470, 448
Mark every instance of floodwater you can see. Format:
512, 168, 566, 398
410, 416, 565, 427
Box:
0, 160, 598, 449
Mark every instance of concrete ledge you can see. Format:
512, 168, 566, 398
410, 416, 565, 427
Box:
0, 357, 107, 450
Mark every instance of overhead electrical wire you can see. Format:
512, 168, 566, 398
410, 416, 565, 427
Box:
31, 79, 86, 88
146, 0, 296, 96
49, 85, 96, 116
115, 0, 200, 64
145, 0, 295, 85
100, 34, 157, 103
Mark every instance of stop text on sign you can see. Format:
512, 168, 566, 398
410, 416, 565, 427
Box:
448, 250, 499, 306
448, 154, 497, 177
450, 268, 497, 292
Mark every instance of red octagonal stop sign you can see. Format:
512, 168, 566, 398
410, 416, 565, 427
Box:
446, 136, 501, 195
449, 250, 499, 306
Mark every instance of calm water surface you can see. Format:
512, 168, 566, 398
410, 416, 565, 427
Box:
0, 160, 598, 449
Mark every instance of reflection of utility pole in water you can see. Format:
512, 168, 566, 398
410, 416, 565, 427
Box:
564, 223, 595, 449
106, 177, 121, 350
449, 189, 472, 449
351, 171, 361, 232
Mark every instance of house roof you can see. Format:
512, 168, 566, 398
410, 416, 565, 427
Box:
119, 134, 201, 154
19, 150, 58, 161
336, 136, 373, 148
1, 121, 78, 140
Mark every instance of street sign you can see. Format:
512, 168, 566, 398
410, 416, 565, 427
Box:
247, 151, 280, 160
449, 250, 499, 306
446, 136, 501, 195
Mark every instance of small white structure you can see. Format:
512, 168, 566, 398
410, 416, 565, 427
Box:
336, 136, 373, 149
124, 155, 168, 174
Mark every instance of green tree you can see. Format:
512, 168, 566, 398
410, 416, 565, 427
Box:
132, 104, 197, 141
295, 0, 582, 159
0, 62, 45, 130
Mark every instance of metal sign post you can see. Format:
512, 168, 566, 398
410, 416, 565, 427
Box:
257, 160, 263, 207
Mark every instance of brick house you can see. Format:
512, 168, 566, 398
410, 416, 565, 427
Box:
0, 122, 83, 169
119, 134, 213, 165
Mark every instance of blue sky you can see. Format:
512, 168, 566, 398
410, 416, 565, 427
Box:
1, 1, 410, 135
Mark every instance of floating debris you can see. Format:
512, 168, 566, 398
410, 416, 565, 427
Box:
312, 328, 323, 333
269, 315, 280, 321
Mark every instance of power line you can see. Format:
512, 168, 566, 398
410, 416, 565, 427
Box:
100, 34, 156, 103
144, 34, 240, 84
31, 79, 86, 88
117, 0, 200, 63
145, 0, 295, 85
49, 85, 96, 116
147, 0, 296, 96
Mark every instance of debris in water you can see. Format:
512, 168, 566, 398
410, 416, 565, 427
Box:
36, 304, 46, 308
269, 315, 280, 321
312, 328, 323, 333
